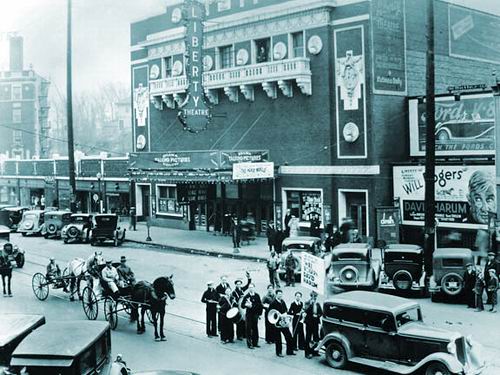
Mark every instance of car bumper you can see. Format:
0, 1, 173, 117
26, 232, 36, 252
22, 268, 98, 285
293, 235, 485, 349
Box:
328, 280, 374, 288
379, 280, 425, 291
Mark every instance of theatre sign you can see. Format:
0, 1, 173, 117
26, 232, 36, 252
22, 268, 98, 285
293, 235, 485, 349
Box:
177, 0, 212, 133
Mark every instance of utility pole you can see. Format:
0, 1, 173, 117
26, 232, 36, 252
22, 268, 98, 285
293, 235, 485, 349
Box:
493, 74, 500, 255
424, 0, 435, 276
66, 0, 77, 212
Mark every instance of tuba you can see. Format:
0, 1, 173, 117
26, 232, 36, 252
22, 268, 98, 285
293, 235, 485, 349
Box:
267, 309, 293, 328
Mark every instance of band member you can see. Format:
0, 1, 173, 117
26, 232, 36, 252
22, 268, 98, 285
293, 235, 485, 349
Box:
463, 263, 477, 308
262, 284, 276, 344
216, 275, 231, 333
240, 283, 263, 349
304, 291, 323, 359
288, 291, 305, 350
201, 281, 219, 337
231, 272, 252, 340
218, 287, 235, 343
101, 260, 120, 298
269, 289, 295, 357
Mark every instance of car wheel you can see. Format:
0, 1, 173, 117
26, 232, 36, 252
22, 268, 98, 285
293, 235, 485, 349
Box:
325, 341, 347, 369
340, 266, 359, 284
393, 270, 413, 291
425, 361, 451, 375
16, 253, 25, 268
436, 130, 450, 142
441, 273, 464, 296
67, 226, 79, 239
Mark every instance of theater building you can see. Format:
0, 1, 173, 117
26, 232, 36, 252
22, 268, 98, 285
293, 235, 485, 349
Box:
130, 0, 500, 238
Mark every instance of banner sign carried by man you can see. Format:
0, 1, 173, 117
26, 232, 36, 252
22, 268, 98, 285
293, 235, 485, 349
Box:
301, 253, 325, 295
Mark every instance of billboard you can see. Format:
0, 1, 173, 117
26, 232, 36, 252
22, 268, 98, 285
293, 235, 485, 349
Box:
393, 165, 496, 229
409, 93, 495, 156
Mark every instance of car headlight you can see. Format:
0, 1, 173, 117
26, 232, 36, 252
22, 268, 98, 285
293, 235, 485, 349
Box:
447, 341, 456, 355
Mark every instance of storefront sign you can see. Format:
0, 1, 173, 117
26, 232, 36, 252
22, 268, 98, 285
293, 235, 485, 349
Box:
376, 207, 400, 244
301, 253, 325, 295
220, 150, 269, 167
177, 0, 211, 133
232, 162, 274, 180
393, 165, 496, 229
129, 151, 219, 170
409, 94, 495, 156
371, 0, 407, 95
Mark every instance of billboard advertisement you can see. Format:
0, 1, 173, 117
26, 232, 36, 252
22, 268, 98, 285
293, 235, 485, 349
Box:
393, 165, 496, 229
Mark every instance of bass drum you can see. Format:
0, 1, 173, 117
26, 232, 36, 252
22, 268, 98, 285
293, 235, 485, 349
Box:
226, 307, 242, 323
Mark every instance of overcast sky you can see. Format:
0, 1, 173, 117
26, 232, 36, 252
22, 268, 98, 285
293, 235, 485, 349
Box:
0, 0, 499, 95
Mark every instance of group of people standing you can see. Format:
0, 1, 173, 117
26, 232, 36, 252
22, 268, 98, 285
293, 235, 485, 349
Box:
201, 272, 323, 359
464, 252, 499, 313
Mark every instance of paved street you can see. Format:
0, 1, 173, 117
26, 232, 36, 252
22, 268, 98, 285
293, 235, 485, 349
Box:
1, 233, 499, 374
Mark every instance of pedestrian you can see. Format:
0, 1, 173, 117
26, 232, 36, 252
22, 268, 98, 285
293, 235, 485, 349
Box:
275, 227, 285, 254
129, 207, 136, 231
261, 284, 276, 344
240, 283, 263, 349
231, 272, 252, 340
284, 209, 292, 238
474, 270, 485, 312
201, 281, 219, 337
0, 246, 13, 297
487, 269, 498, 313
332, 225, 342, 248
266, 251, 281, 289
324, 232, 334, 253
284, 251, 297, 287
269, 289, 295, 357
304, 291, 322, 359
266, 221, 277, 252
352, 228, 362, 243
218, 287, 235, 343
288, 291, 305, 351
339, 218, 354, 244
230, 217, 241, 253
289, 216, 299, 237
463, 263, 477, 308
484, 252, 499, 304
309, 214, 321, 238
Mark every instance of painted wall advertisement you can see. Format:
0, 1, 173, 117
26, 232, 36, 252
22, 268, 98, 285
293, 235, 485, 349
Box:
376, 207, 400, 244
393, 165, 496, 229
371, 0, 407, 95
409, 93, 495, 156
301, 253, 325, 295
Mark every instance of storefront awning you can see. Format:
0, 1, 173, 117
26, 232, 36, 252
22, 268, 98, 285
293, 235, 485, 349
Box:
130, 170, 274, 184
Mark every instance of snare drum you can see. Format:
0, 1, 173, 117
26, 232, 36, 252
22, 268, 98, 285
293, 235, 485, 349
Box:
226, 307, 242, 323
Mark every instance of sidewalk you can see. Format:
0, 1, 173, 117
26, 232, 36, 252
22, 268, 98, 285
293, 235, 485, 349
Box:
125, 222, 269, 261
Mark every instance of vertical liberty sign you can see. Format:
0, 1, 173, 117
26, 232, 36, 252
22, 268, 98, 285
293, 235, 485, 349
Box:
178, 0, 212, 133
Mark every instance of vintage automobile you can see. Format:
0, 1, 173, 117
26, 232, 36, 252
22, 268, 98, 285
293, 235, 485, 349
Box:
40, 210, 72, 239
90, 214, 126, 246
317, 291, 484, 375
327, 243, 380, 290
0, 226, 25, 268
9, 321, 112, 375
277, 236, 327, 282
429, 248, 474, 301
379, 244, 426, 292
0, 207, 30, 232
17, 210, 45, 237
61, 214, 94, 244
0, 314, 46, 374
435, 119, 494, 144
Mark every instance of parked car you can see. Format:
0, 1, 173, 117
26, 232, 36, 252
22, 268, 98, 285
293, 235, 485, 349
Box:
317, 290, 484, 375
0, 206, 29, 231
0, 226, 25, 268
9, 321, 112, 375
379, 244, 426, 292
17, 210, 45, 236
90, 214, 126, 246
40, 210, 72, 239
61, 214, 94, 244
429, 248, 473, 302
0, 314, 46, 374
327, 243, 380, 290
277, 236, 327, 281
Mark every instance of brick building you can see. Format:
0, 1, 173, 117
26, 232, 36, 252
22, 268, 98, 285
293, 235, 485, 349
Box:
129, 0, 499, 239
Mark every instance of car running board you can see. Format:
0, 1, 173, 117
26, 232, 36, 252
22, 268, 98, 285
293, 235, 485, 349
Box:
349, 357, 417, 374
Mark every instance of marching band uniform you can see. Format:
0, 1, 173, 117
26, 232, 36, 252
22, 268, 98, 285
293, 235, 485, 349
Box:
288, 299, 305, 350
262, 288, 276, 344
304, 293, 323, 358
269, 295, 294, 356
216, 278, 231, 333
241, 288, 263, 349
231, 276, 251, 340
218, 292, 235, 343
201, 282, 220, 337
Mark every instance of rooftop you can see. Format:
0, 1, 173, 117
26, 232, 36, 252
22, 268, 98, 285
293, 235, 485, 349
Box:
0, 314, 45, 348
325, 291, 419, 313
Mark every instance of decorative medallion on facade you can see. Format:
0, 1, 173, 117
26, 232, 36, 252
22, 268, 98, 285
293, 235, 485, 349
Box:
336, 50, 364, 111
177, 0, 212, 134
133, 83, 149, 127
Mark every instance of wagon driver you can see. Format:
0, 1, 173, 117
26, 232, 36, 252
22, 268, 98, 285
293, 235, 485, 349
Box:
117, 256, 136, 287
102, 260, 120, 298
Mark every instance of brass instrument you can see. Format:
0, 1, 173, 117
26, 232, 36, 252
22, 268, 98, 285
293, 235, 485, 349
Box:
267, 309, 293, 328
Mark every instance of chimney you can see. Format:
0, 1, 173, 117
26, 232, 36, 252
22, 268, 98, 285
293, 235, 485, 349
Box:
9, 36, 23, 72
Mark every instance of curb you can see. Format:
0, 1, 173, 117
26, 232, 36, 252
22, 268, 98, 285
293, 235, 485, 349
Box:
125, 239, 267, 262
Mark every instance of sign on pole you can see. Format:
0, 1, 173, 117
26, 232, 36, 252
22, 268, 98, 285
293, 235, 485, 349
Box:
301, 252, 325, 295
232, 162, 274, 180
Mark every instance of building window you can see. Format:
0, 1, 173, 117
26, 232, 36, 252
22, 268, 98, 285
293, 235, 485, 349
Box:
13, 130, 22, 144
217, 0, 231, 11
157, 185, 180, 215
284, 189, 322, 225
255, 38, 270, 63
292, 31, 304, 58
12, 85, 21, 100
12, 108, 22, 123
164, 56, 173, 78
219, 45, 234, 69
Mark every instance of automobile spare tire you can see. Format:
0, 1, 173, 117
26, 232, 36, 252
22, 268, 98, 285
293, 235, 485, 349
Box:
16, 253, 25, 268
67, 226, 79, 238
47, 223, 57, 234
393, 270, 413, 291
441, 272, 464, 296
340, 266, 359, 283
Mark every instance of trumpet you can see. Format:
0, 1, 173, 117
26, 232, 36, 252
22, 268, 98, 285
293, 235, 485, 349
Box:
267, 309, 293, 328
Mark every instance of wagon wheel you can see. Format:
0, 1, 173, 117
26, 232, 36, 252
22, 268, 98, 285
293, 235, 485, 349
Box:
32, 273, 49, 301
82, 286, 99, 320
104, 297, 118, 330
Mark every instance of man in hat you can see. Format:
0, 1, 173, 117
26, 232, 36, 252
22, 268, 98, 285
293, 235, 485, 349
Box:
463, 263, 477, 308
487, 269, 498, 313
231, 271, 252, 340
266, 221, 277, 252
484, 252, 499, 304
262, 284, 276, 344
215, 275, 231, 333
46, 257, 62, 284
117, 256, 136, 288
269, 289, 295, 357
284, 250, 297, 287
474, 270, 485, 312
101, 260, 120, 298
304, 291, 322, 359
288, 291, 305, 351
266, 251, 280, 289
201, 281, 219, 337
240, 283, 263, 349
